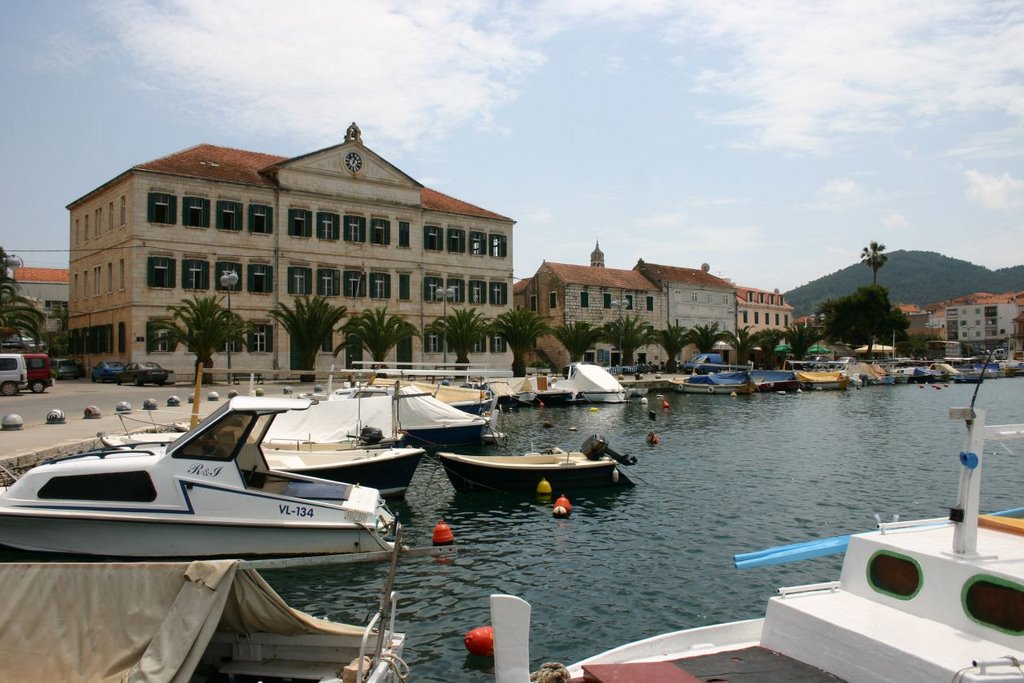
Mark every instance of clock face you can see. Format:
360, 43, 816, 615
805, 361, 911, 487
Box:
344, 151, 363, 173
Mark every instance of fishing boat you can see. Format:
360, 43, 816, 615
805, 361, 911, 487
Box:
0, 396, 396, 558
489, 404, 1024, 683
435, 434, 636, 492
795, 370, 849, 391
0, 551, 407, 682
750, 369, 801, 392
670, 371, 756, 395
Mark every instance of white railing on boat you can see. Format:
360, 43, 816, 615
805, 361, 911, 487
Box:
777, 581, 841, 598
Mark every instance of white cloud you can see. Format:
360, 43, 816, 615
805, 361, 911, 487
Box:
964, 169, 1024, 210
819, 178, 861, 198
883, 212, 910, 229
525, 207, 555, 223
633, 211, 688, 229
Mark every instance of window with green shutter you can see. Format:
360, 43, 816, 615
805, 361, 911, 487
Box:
489, 282, 508, 305
287, 266, 312, 295
423, 276, 442, 301
646, 295, 654, 311
371, 218, 391, 245
249, 204, 273, 234
288, 209, 312, 238
182, 197, 210, 227
489, 233, 507, 258
603, 293, 612, 308
248, 264, 273, 293
216, 201, 243, 230
469, 231, 486, 255
448, 228, 466, 253
147, 193, 177, 225
343, 215, 366, 242
398, 273, 410, 300
317, 268, 340, 296
343, 270, 366, 297
182, 259, 209, 290
249, 323, 273, 352
369, 272, 391, 299
147, 257, 176, 288
446, 278, 465, 303
581, 291, 590, 308
317, 212, 340, 240
424, 225, 443, 251
398, 221, 410, 247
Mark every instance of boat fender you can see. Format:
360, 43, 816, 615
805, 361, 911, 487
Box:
432, 519, 455, 546
464, 626, 494, 656
646, 431, 660, 446
553, 495, 572, 517
707, 386, 715, 394
959, 451, 979, 470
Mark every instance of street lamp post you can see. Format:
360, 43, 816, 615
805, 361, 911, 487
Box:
435, 286, 456, 366
220, 270, 239, 370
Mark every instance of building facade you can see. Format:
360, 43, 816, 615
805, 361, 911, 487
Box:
65, 124, 514, 375
943, 292, 1020, 355
633, 260, 736, 332
12, 267, 69, 335
734, 285, 792, 333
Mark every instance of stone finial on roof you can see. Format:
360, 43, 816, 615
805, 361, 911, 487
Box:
345, 122, 362, 144
591, 240, 605, 268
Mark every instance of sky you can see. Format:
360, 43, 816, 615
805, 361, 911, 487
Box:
1, 0, 1022, 293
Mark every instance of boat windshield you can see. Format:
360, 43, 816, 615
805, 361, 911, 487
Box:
174, 412, 256, 461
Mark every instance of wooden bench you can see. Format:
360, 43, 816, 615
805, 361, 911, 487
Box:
230, 372, 264, 385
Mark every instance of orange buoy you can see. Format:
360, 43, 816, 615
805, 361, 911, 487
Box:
661, 399, 670, 410
553, 494, 572, 517
538, 399, 545, 409
464, 625, 494, 656
432, 519, 454, 546
646, 431, 660, 446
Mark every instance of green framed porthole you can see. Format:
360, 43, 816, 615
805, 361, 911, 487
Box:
867, 550, 922, 600
962, 575, 1024, 635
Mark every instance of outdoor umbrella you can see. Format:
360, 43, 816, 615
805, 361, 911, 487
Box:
774, 343, 792, 353
808, 344, 831, 354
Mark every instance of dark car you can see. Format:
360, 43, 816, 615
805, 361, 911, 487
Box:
116, 361, 169, 386
92, 360, 125, 383
51, 358, 85, 380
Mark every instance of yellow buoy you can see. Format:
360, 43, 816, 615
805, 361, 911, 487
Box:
536, 477, 552, 495
589, 406, 599, 412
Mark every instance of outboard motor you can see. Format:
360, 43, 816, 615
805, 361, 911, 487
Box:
359, 425, 384, 446
581, 433, 609, 460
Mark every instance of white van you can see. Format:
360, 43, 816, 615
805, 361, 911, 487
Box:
0, 354, 27, 396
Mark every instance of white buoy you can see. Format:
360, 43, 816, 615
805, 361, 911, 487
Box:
46, 409, 66, 424
640, 397, 648, 405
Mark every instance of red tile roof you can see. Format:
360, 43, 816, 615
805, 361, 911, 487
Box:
634, 260, 733, 289
129, 144, 510, 221
14, 267, 69, 283
542, 262, 659, 291
513, 277, 532, 295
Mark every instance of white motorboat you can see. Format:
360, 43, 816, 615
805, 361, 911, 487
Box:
0, 554, 407, 682
489, 403, 1024, 683
0, 396, 396, 558
560, 363, 627, 403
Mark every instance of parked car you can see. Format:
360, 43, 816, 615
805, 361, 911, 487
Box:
91, 360, 125, 383
51, 358, 85, 380
0, 354, 28, 396
22, 353, 52, 393
116, 361, 169, 386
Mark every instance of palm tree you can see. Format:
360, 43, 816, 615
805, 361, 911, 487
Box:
342, 306, 418, 364
150, 295, 249, 383
553, 321, 605, 364
602, 314, 656, 365
785, 322, 819, 360
655, 323, 688, 373
861, 241, 888, 285
753, 328, 787, 369
270, 296, 348, 371
0, 249, 44, 346
684, 323, 728, 353
426, 307, 491, 365
723, 326, 758, 365
490, 309, 551, 376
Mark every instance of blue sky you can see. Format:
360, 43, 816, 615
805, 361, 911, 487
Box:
1, 0, 1022, 293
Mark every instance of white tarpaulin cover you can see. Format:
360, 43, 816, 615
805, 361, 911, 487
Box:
0, 560, 363, 682
561, 364, 625, 394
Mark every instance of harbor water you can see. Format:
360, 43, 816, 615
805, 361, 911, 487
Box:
263, 378, 1024, 681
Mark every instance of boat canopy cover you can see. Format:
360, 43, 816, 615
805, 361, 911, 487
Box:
750, 370, 797, 382
0, 560, 362, 681
682, 371, 751, 385
562, 364, 626, 393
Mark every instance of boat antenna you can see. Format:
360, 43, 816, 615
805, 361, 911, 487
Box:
968, 348, 997, 412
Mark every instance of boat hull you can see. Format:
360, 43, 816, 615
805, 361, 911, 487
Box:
673, 381, 755, 395
581, 390, 627, 403
265, 448, 425, 498
436, 453, 632, 492
400, 424, 485, 447
0, 510, 390, 558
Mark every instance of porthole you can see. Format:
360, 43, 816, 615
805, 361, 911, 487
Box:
867, 551, 922, 600
963, 575, 1024, 635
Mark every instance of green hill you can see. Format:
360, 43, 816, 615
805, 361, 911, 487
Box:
785, 250, 1024, 317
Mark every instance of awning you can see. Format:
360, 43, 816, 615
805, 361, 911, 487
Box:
855, 344, 894, 353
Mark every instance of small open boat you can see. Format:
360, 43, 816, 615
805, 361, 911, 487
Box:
436, 434, 636, 492
671, 371, 756, 395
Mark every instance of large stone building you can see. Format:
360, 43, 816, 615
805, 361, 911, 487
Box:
12, 267, 68, 335
65, 123, 514, 375
632, 260, 736, 331
734, 285, 792, 333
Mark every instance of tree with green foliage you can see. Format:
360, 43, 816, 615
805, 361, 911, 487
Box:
553, 321, 605, 364
342, 306, 418, 364
602, 314, 656, 365
684, 323, 728, 354
820, 285, 909, 357
150, 295, 250, 382
655, 323, 689, 373
860, 240, 888, 285
490, 309, 551, 376
723, 326, 758, 365
270, 296, 347, 370
426, 307, 491, 365
784, 321, 820, 360
0, 249, 44, 346
753, 328, 787, 369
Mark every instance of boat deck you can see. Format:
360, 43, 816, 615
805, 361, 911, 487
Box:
576, 646, 845, 682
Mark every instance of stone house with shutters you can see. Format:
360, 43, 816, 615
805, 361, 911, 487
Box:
65, 123, 514, 376
515, 244, 664, 369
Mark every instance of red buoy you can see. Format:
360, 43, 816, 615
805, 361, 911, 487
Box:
662, 399, 670, 410
464, 625, 494, 656
646, 431, 660, 446
432, 519, 454, 546
553, 494, 572, 517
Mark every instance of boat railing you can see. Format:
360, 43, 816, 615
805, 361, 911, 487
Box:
778, 581, 841, 598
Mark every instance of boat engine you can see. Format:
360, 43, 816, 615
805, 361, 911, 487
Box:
359, 426, 385, 446
581, 434, 637, 466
